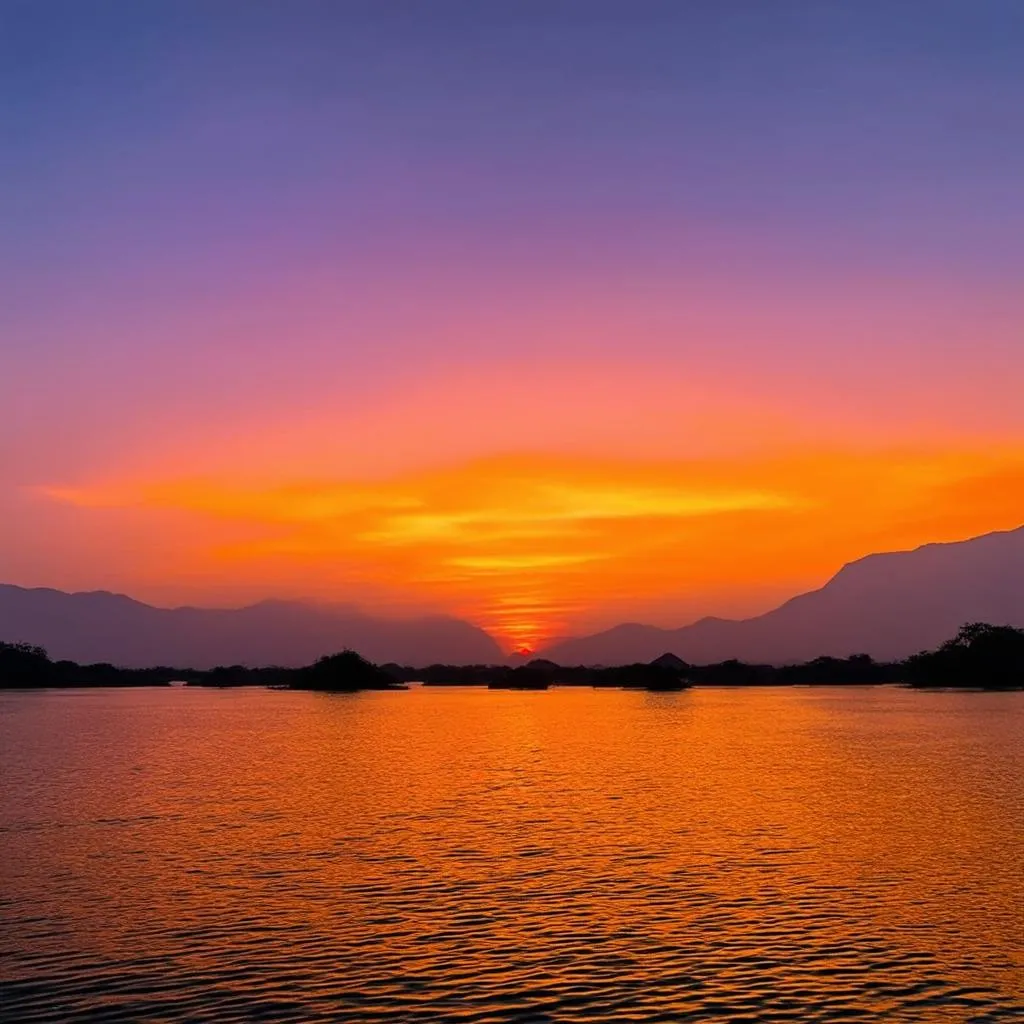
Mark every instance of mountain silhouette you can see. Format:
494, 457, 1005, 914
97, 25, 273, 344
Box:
0, 588, 502, 668
4, 527, 1021, 670
540, 526, 1024, 666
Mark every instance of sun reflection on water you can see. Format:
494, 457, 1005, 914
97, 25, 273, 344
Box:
1, 686, 1021, 1021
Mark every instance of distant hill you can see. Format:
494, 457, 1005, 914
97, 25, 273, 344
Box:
541, 527, 1024, 666
5, 527, 1022, 670
0, 587, 502, 668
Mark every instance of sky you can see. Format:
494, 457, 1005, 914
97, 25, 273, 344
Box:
2, 1, 1023, 651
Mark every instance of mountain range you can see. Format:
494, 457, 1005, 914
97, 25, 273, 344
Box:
2, 526, 1021, 669
540, 526, 1024, 665
0, 589, 501, 668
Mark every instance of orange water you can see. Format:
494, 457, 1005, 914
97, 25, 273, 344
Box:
2, 685, 1021, 1021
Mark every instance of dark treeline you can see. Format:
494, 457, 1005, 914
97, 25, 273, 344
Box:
0, 645, 404, 692
394, 652, 900, 690
904, 623, 1024, 691
2, 623, 1021, 691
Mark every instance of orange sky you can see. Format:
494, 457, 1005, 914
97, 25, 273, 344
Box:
37, 443, 1024, 651
4, 6, 1024, 652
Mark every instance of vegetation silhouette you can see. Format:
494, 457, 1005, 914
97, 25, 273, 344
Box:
905, 623, 1024, 690
488, 664, 551, 689
1, 623, 1020, 692
0, 642, 52, 686
406, 654, 890, 689
293, 650, 405, 692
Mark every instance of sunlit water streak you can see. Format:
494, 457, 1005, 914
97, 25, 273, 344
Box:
1, 686, 1021, 1022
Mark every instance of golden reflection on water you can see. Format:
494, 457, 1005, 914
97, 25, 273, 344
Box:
1, 686, 1022, 1022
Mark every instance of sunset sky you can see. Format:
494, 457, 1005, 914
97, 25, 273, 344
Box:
2, 2, 1023, 650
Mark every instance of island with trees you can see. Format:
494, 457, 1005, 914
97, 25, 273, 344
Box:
1, 623, 1021, 692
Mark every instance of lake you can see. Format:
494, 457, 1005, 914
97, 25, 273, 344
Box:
1, 685, 1022, 1022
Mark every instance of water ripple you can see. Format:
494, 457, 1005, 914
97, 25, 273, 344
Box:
1, 686, 1022, 1022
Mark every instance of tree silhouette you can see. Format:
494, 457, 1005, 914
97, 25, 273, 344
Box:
906, 622, 1024, 690
295, 649, 399, 691
0, 642, 54, 686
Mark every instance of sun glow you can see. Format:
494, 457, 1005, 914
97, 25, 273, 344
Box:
40, 446, 1024, 651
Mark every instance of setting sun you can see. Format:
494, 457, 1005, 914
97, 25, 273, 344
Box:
37, 446, 1024, 650
3, 4, 1023, 1022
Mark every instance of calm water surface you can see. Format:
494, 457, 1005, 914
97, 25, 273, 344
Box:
1, 686, 1022, 1022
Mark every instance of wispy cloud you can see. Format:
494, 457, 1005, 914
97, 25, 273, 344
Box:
41, 447, 1024, 649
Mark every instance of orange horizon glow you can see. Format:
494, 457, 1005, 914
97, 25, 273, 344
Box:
5, 2, 1024, 660
37, 444, 1024, 651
